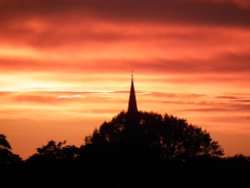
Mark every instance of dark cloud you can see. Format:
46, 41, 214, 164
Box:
210, 115, 250, 122
179, 103, 250, 113
2, 90, 128, 104
159, 75, 250, 84
231, 103, 250, 111
13, 95, 62, 104
217, 95, 250, 103
0, 0, 249, 51
0, 22, 132, 48
178, 93, 250, 113
1, 51, 250, 74
0, 0, 250, 27
217, 96, 241, 100
150, 92, 206, 99
234, 99, 250, 103
180, 107, 233, 112
7, 91, 103, 104
136, 55, 250, 74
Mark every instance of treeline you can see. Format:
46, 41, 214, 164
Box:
1, 111, 250, 187
1, 137, 250, 187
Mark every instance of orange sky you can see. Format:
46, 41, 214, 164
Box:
0, 0, 250, 159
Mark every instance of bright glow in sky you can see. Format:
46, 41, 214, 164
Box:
0, 0, 250, 159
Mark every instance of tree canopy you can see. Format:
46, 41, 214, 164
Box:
27, 140, 79, 165
0, 134, 22, 165
82, 111, 224, 160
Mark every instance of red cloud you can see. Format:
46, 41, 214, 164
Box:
0, 0, 249, 27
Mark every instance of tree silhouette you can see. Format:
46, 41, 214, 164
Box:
27, 140, 79, 165
0, 134, 22, 165
82, 111, 224, 160
226, 154, 250, 168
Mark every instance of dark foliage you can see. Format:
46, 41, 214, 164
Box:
0, 112, 249, 187
0, 122, 250, 187
26, 140, 79, 166
0, 134, 22, 166
81, 111, 224, 160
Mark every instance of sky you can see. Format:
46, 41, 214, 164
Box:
0, 0, 250, 159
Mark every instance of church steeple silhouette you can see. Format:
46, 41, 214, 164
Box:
128, 74, 138, 117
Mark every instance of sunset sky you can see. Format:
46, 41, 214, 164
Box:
0, 0, 250, 159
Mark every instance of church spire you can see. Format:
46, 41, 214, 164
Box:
128, 73, 138, 115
